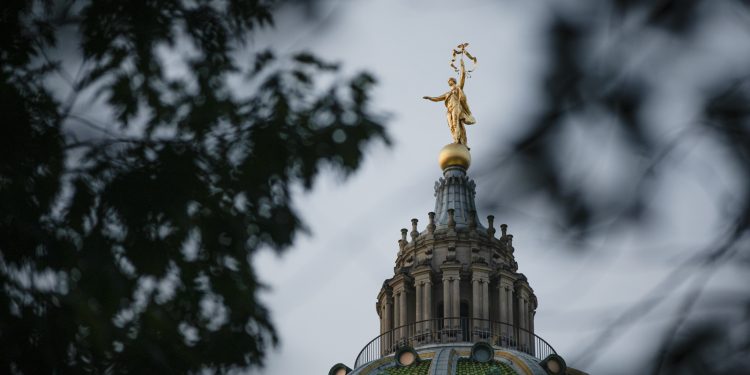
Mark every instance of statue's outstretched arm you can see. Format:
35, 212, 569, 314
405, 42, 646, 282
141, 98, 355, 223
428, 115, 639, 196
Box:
423, 93, 448, 102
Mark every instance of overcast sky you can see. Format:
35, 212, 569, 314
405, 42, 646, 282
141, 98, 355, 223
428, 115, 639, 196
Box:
250, 1, 750, 374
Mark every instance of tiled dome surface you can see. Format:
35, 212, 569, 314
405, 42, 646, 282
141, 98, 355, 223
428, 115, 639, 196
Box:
382, 360, 431, 374
456, 358, 517, 375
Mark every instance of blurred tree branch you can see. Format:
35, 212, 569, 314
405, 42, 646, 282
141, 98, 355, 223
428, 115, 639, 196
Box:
0, 0, 388, 373
483, 0, 750, 373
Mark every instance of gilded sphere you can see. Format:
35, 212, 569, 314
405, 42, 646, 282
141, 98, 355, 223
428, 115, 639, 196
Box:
438, 143, 471, 170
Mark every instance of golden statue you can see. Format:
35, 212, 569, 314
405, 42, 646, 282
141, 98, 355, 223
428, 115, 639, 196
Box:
423, 43, 477, 146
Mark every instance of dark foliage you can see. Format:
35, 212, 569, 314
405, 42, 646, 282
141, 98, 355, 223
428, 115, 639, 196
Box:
0, 0, 388, 373
482, 0, 750, 373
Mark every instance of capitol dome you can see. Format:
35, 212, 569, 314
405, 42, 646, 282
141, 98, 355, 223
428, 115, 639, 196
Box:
328, 145, 587, 375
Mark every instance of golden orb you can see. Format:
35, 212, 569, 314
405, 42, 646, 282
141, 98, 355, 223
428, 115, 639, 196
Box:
438, 143, 471, 170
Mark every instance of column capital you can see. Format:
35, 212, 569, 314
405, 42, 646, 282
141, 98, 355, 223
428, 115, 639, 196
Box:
389, 272, 413, 293
471, 263, 491, 284
514, 277, 532, 295
440, 263, 462, 275
377, 282, 393, 300
470, 263, 492, 272
412, 266, 433, 283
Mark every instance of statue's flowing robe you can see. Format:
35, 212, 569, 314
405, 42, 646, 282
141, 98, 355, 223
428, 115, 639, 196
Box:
459, 89, 475, 125
444, 87, 475, 125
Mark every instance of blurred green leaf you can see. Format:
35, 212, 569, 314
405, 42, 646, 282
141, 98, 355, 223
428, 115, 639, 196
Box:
0, 0, 388, 373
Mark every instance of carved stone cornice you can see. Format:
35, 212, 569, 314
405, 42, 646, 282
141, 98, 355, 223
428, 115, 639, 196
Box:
388, 271, 413, 293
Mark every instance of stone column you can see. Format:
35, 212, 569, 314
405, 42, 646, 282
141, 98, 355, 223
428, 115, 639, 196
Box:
413, 267, 432, 334
452, 275, 460, 336
530, 309, 536, 355
530, 297, 536, 335
441, 263, 461, 336
524, 297, 530, 349
384, 298, 393, 354
471, 264, 491, 337
393, 292, 400, 329
385, 299, 393, 331
389, 273, 411, 344
442, 276, 450, 320
424, 279, 432, 324
415, 282, 423, 324
530, 310, 535, 334
390, 292, 399, 348
498, 286, 507, 323
517, 295, 524, 347
482, 281, 489, 320
399, 291, 407, 334
379, 304, 384, 334
452, 276, 460, 319
507, 287, 515, 340
516, 289, 528, 349
394, 288, 406, 343
495, 285, 506, 343
471, 275, 482, 339
472, 278, 480, 319
480, 281, 489, 338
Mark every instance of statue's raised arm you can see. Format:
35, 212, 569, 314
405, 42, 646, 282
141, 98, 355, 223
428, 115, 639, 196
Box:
458, 59, 466, 89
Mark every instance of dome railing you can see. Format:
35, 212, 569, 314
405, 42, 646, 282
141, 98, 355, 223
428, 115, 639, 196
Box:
353, 317, 556, 369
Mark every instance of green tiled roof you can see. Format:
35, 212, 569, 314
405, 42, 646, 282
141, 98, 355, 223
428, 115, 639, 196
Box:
456, 358, 518, 375
383, 360, 431, 375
